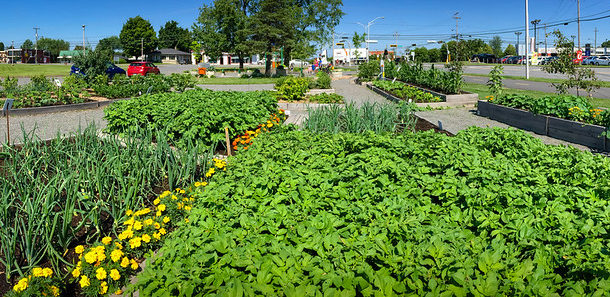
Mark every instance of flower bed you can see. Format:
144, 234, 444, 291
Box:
132, 127, 610, 295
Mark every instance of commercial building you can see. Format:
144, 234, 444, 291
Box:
150, 48, 192, 65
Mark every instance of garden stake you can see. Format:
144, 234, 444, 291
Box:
225, 127, 231, 156
5, 109, 8, 146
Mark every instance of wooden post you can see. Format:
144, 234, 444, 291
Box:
225, 127, 231, 156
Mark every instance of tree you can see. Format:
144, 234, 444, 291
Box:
97, 36, 122, 52
119, 16, 158, 59
0, 42, 4, 51
503, 44, 517, 56
37, 38, 70, 62
413, 47, 429, 62
352, 31, 365, 61
602, 40, 610, 48
21, 39, 33, 49
542, 30, 599, 96
73, 45, 91, 51
428, 48, 441, 62
159, 20, 191, 52
72, 48, 111, 82
193, 0, 252, 70
489, 35, 503, 57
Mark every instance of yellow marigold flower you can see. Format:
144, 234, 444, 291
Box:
153, 232, 161, 240
185, 218, 190, 223
95, 267, 107, 280
109, 269, 121, 281
118, 229, 133, 240
153, 198, 160, 205
160, 190, 171, 198
129, 237, 142, 249
71, 267, 81, 278
13, 277, 28, 292
77, 261, 82, 267
84, 251, 98, 264
32, 267, 44, 277
75, 245, 85, 254
144, 218, 153, 226
194, 181, 202, 187
142, 234, 151, 243
123, 217, 135, 226
156, 210, 162, 217
50, 285, 60, 297
133, 221, 143, 230
79, 275, 90, 288
130, 259, 139, 270
110, 249, 123, 262
126, 209, 133, 216
158, 204, 166, 212
102, 236, 112, 245
177, 202, 184, 210
42, 268, 53, 278
115, 242, 123, 250
115, 290, 123, 295
163, 216, 170, 224
154, 222, 161, 229
120, 257, 130, 268
159, 228, 167, 235
100, 281, 108, 294
185, 205, 192, 211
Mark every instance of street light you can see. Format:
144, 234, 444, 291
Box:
531, 19, 541, 52
357, 16, 384, 63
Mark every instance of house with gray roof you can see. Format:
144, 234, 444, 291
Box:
149, 48, 191, 64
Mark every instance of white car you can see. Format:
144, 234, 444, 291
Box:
289, 59, 310, 68
590, 56, 610, 66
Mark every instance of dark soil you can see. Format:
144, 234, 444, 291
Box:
414, 117, 453, 136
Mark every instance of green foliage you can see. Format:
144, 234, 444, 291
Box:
395, 62, 463, 94
487, 65, 504, 98
303, 102, 416, 133
275, 76, 310, 101
311, 71, 331, 89
372, 80, 441, 102
542, 30, 600, 96
503, 44, 517, 57
37, 38, 70, 62
119, 16, 158, 57
103, 89, 278, 148
489, 36, 503, 57
0, 75, 86, 108
307, 93, 343, 103
71, 49, 111, 82
158, 20, 192, 52
21, 39, 33, 50
135, 126, 610, 296
0, 124, 208, 283
492, 93, 610, 127
0, 42, 4, 51
357, 60, 380, 81
96, 36, 122, 56
602, 40, 610, 48
91, 74, 194, 98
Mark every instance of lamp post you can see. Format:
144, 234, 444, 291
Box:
515, 32, 522, 56
357, 16, 384, 63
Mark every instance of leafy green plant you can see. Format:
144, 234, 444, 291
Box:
487, 65, 503, 98
134, 127, 610, 296
275, 76, 310, 101
357, 59, 380, 81
372, 80, 442, 103
310, 71, 331, 89
308, 93, 343, 103
394, 62, 463, 94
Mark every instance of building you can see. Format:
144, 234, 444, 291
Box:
150, 48, 192, 65
20, 49, 50, 63
332, 48, 367, 64
57, 50, 90, 63
0, 51, 7, 63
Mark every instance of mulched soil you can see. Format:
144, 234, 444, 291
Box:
414, 117, 453, 136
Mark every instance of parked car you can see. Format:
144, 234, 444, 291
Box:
581, 56, 596, 65
499, 56, 512, 63
471, 54, 497, 63
538, 56, 555, 65
127, 62, 160, 76
70, 62, 126, 78
591, 56, 610, 66
506, 56, 521, 64
289, 59, 310, 68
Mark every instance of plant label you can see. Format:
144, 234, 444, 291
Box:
2, 98, 14, 116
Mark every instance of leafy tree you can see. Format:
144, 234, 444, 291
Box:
413, 47, 429, 62
72, 48, 111, 82
73, 45, 91, 51
489, 35, 503, 57
428, 48, 441, 62
503, 44, 517, 56
190, 41, 202, 63
21, 39, 34, 49
0, 42, 4, 51
602, 40, 610, 48
97, 36, 122, 52
120, 16, 158, 59
542, 30, 599, 96
37, 38, 70, 62
352, 31, 366, 61
158, 20, 191, 52
193, 0, 252, 70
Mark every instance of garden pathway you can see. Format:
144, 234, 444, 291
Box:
331, 77, 388, 106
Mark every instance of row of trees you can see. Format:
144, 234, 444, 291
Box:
193, 0, 343, 74
410, 37, 518, 63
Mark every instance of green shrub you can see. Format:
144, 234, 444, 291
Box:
104, 89, 278, 148
311, 71, 331, 89
308, 93, 343, 103
275, 76, 310, 101
357, 59, 380, 81
71, 49, 110, 82
395, 62, 463, 94
372, 80, 442, 102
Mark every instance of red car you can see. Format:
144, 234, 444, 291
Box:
127, 62, 160, 76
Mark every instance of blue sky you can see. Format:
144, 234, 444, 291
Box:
1, 0, 608, 53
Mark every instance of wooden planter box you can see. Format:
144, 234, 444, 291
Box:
367, 83, 477, 107
477, 100, 610, 151
382, 78, 478, 105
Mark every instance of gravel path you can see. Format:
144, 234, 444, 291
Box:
415, 107, 590, 151
0, 108, 106, 145
331, 78, 388, 106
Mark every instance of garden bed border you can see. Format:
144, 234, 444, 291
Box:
3, 98, 130, 116
366, 83, 477, 108
380, 77, 478, 105
477, 100, 610, 151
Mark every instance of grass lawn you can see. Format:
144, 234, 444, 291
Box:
462, 82, 610, 109
464, 73, 610, 88
0, 64, 71, 77
197, 77, 280, 85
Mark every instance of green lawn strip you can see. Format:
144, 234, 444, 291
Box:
464, 73, 610, 88
0, 64, 71, 77
462, 82, 610, 109
196, 77, 280, 84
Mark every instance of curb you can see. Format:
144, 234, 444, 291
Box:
5, 98, 130, 117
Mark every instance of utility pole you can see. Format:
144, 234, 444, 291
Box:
11, 40, 14, 65
571, 35, 576, 52
82, 25, 86, 56
141, 38, 144, 61
453, 12, 460, 61
544, 25, 548, 56
33, 27, 39, 64
531, 19, 540, 53
515, 32, 522, 56
594, 27, 598, 56
577, 0, 581, 50
525, 0, 529, 79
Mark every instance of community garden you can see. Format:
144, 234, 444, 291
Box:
2, 61, 610, 296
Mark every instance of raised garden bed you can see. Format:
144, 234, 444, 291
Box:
367, 82, 478, 107
478, 100, 610, 151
